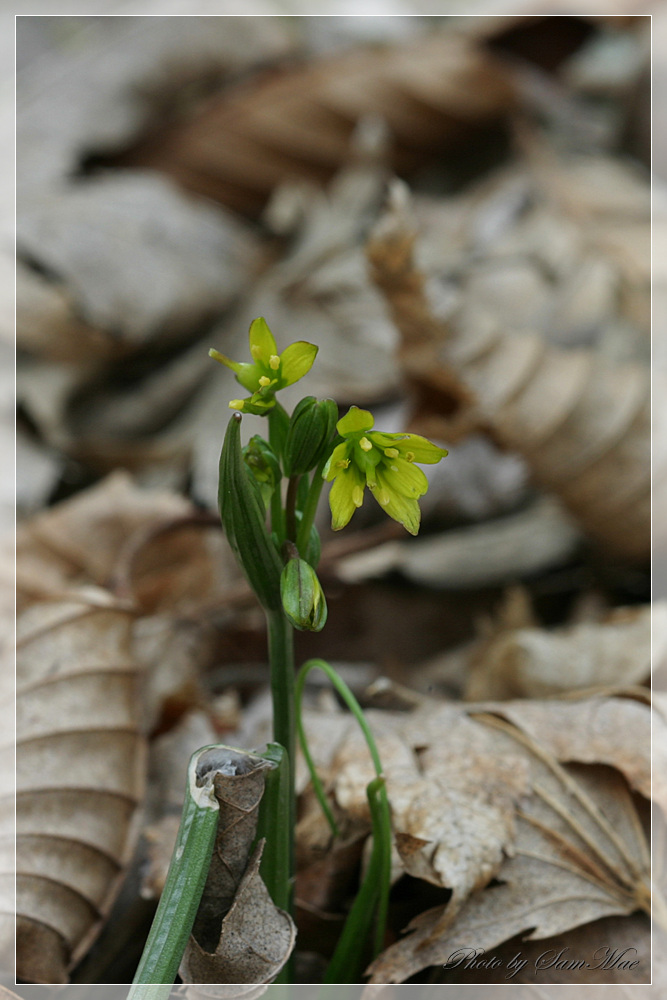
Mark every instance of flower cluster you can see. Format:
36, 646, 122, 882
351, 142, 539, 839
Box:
210, 317, 317, 415
323, 406, 447, 535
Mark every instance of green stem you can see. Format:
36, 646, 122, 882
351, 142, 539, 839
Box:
256, 743, 292, 913
295, 658, 393, 981
128, 751, 220, 996
266, 609, 296, 900
296, 456, 328, 555
285, 475, 300, 543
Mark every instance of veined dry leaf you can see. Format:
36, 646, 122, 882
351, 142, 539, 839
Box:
299, 694, 657, 983
366, 184, 654, 561
6, 594, 146, 983
16, 471, 193, 608
179, 747, 296, 993
113, 30, 515, 217
464, 603, 656, 700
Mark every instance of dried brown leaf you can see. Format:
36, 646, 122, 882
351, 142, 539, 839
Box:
116, 31, 515, 216
9, 596, 146, 982
300, 694, 657, 983
180, 748, 296, 992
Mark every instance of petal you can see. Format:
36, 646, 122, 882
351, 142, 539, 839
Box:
248, 317, 277, 363
279, 342, 318, 385
337, 406, 375, 437
328, 465, 365, 531
369, 475, 421, 535
210, 350, 261, 392
380, 457, 429, 498
396, 434, 448, 464
323, 441, 352, 481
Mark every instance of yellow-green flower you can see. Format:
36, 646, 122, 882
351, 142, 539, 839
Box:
323, 406, 447, 535
210, 317, 318, 415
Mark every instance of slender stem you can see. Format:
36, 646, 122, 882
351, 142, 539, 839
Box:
295, 658, 393, 979
256, 743, 292, 913
296, 457, 328, 555
128, 753, 220, 995
266, 609, 296, 902
285, 475, 300, 543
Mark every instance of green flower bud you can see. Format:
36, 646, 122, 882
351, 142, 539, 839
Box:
280, 558, 327, 632
283, 396, 338, 478
243, 435, 281, 511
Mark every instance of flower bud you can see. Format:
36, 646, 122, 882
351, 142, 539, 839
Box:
280, 558, 327, 632
283, 396, 337, 477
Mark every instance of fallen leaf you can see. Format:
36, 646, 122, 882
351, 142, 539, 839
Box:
7, 594, 146, 983
298, 693, 657, 983
464, 603, 654, 700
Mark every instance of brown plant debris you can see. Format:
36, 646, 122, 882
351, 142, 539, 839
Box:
179, 747, 296, 993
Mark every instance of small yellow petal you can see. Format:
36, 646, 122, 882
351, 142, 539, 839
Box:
359, 437, 373, 452
269, 355, 280, 370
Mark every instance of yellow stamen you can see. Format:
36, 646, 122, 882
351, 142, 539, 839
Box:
269, 355, 280, 370
359, 437, 373, 452
406, 451, 415, 462
251, 345, 262, 360
335, 459, 350, 469
384, 447, 399, 458
379, 491, 391, 506
229, 399, 245, 410
258, 375, 272, 387
352, 485, 364, 507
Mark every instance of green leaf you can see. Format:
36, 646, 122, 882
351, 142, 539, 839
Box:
218, 413, 283, 611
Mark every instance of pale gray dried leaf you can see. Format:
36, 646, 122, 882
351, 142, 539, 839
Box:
336, 496, 580, 588
465, 604, 654, 700
18, 173, 260, 346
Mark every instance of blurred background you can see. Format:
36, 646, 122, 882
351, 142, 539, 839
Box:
9, 8, 664, 987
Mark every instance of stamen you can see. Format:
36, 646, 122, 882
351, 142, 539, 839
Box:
352, 485, 364, 507
229, 399, 245, 410
379, 491, 390, 506
251, 345, 262, 360
359, 437, 373, 452
406, 451, 415, 462
258, 375, 272, 387
335, 459, 351, 469
269, 355, 281, 370
384, 447, 399, 459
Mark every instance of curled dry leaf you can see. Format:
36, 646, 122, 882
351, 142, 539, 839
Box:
6, 595, 146, 983
180, 748, 296, 994
366, 182, 654, 561
465, 602, 655, 700
299, 694, 657, 983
